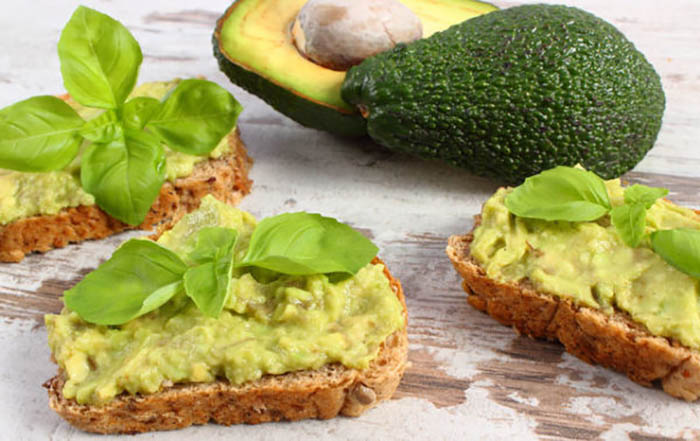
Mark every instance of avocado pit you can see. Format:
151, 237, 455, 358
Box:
292, 0, 422, 70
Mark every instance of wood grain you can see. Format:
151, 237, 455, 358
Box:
0, 0, 699, 439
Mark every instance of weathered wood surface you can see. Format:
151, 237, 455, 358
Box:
1, 0, 699, 439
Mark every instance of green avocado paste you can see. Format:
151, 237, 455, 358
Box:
470, 179, 700, 349
45, 196, 404, 405
0, 81, 234, 225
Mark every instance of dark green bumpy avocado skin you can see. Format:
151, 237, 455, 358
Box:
341, 5, 665, 183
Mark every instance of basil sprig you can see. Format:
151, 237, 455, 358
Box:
0, 6, 242, 225
64, 212, 378, 325
610, 184, 669, 247
183, 227, 238, 318
504, 166, 700, 279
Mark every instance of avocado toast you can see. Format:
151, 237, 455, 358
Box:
447, 167, 700, 400
44, 196, 407, 433
0, 7, 252, 262
0, 81, 253, 263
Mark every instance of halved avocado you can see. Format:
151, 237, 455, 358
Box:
213, 0, 497, 136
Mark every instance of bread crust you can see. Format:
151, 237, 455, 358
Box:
446, 219, 700, 401
0, 129, 253, 263
44, 259, 408, 434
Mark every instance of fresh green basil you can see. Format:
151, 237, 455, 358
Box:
624, 184, 669, 209
58, 6, 141, 109
79, 109, 122, 143
65, 211, 382, 324
2, 7, 245, 227
0, 96, 84, 172
122, 97, 161, 130
502, 166, 700, 279
651, 229, 700, 279
505, 166, 611, 222
608, 184, 667, 247
237, 212, 378, 277
64, 239, 187, 325
187, 226, 238, 265
610, 203, 647, 247
80, 128, 165, 225
183, 227, 238, 318
146, 79, 242, 155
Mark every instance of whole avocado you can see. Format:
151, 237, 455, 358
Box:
341, 5, 665, 183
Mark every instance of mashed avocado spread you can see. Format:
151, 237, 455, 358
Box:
471, 179, 700, 349
45, 197, 404, 405
0, 81, 234, 225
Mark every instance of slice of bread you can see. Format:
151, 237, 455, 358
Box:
44, 259, 408, 434
0, 129, 252, 263
447, 217, 700, 401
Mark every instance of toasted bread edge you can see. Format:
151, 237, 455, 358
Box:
446, 220, 700, 401
45, 258, 408, 433
0, 128, 253, 263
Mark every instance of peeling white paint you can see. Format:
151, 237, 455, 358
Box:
422, 328, 513, 380
1, 0, 700, 439
556, 355, 700, 438
507, 392, 539, 407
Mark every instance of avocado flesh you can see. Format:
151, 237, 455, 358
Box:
213, 0, 496, 136
471, 182, 700, 349
46, 196, 404, 405
342, 5, 666, 182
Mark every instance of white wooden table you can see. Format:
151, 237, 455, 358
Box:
1, 1, 699, 439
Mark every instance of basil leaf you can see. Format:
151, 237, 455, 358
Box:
0, 96, 83, 172
64, 239, 187, 325
238, 213, 378, 276
80, 128, 165, 226
187, 226, 238, 265
505, 166, 611, 222
183, 227, 237, 318
624, 184, 669, 209
79, 109, 122, 143
651, 229, 700, 279
123, 96, 161, 130
146, 79, 242, 155
611, 203, 647, 247
58, 6, 142, 109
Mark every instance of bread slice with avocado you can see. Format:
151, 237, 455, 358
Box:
0, 81, 253, 263
0, 130, 252, 263
44, 261, 406, 433
447, 167, 700, 400
44, 196, 407, 433
1, 7, 252, 263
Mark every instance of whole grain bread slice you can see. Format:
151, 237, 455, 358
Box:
44, 259, 408, 434
446, 218, 700, 401
0, 128, 252, 263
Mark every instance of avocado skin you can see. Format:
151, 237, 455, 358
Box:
212, 34, 367, 137
341, 5, 665, 183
